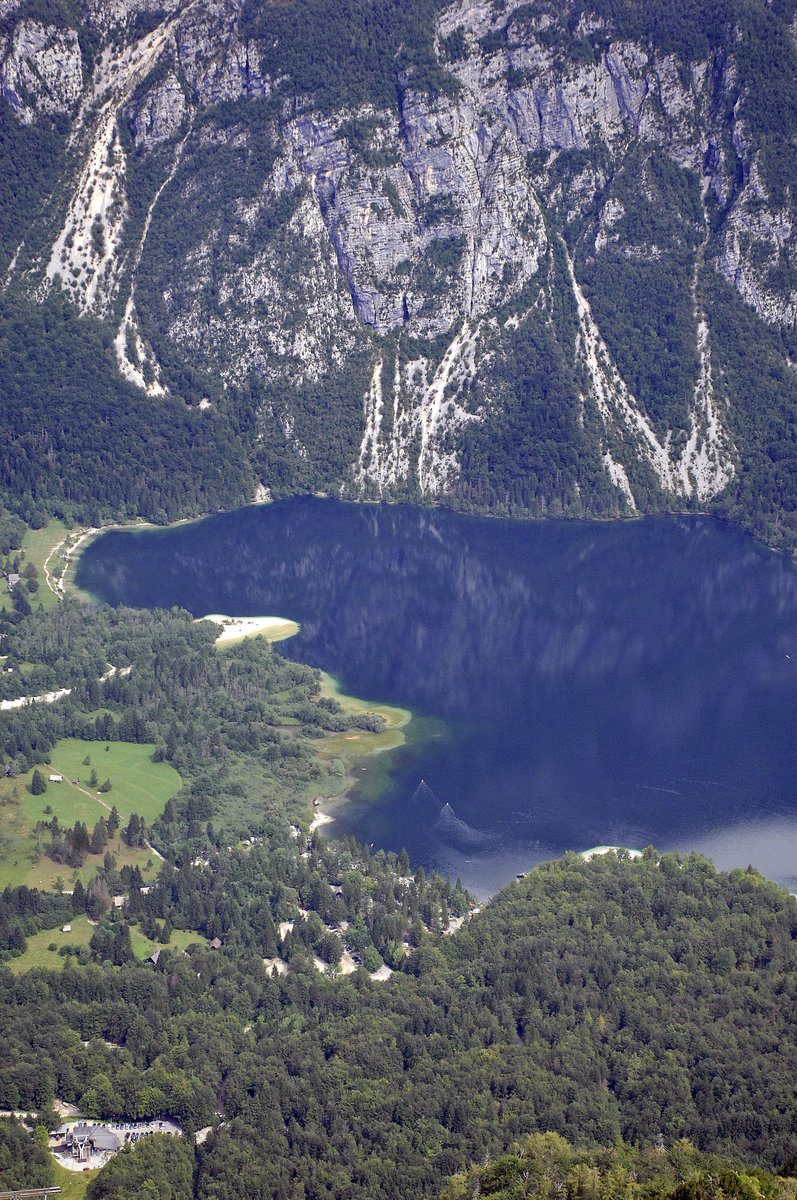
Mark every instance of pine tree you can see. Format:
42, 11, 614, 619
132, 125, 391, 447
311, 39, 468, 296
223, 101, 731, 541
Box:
124, 813, 141, 846
30, 768, 47, 795
111, 921, 133, 966
71, 878, 86, 914
90, 817, 108, 855
69, 821, 90, 867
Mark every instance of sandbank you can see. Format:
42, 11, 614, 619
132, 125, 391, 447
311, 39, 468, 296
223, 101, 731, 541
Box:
309, 810, 333, 835
316, 671, 410, 763
202, 614, 300, 644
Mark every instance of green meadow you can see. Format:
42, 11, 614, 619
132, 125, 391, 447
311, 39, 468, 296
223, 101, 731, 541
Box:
16, 836, 161, 892
0, 739, 181, 890
5, 914, 95, 974
128, 927, 210, 961
0, 518, 69, 614
8, 914, 210, 975
26, 739, 181, 826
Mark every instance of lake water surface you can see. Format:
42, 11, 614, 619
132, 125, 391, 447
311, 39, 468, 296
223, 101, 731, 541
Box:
75, 500, 797, 897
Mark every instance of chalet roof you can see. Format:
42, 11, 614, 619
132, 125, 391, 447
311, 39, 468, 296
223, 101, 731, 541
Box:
65, 1122, 121, 1152
91, 1127, 122, 1151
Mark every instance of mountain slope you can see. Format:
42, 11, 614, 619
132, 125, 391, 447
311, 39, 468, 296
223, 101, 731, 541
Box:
3, 0, 797, 543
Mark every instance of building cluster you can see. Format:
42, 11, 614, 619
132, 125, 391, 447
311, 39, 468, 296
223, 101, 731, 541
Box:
51, 1122, 121, 1163
50, 1119, 182, 1166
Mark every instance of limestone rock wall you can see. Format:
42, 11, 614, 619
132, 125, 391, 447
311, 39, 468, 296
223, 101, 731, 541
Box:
3, 0, 796, 513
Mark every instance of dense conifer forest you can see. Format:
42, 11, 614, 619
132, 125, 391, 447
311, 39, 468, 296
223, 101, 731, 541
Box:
2, 826, 797, 1197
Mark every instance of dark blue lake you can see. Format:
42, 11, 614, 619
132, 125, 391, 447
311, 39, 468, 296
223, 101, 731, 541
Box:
75, 499, 797, 897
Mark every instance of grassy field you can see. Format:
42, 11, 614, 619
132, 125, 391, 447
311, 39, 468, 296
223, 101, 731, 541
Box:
0, 519, 69, 614
129, 926, 210, 961
52, 1159, 98, 1200
0, 740, 181, 891
129, 927, 156, 960
8, 914, 210, 975
0, 775, 59, 889
5, 914, 95, 975
19, 836, 160, 892
26, 739, 181, 826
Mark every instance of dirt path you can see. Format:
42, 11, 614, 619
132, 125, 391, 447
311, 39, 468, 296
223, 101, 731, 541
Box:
42, 534, 69, 598
67, 778, 112, 812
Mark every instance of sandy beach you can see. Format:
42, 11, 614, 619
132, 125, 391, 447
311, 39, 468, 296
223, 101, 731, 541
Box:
309, 810, 333, 835
202, 614, 300, 644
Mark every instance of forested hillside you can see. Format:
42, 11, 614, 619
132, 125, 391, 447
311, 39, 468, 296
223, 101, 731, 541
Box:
2, 838, 797, 1198
441, 1134, 797, 1200
0, 517, 796, 1196
3, 0, 797, 546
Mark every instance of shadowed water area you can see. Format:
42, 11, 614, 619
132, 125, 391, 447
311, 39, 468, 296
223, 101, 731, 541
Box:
75, 499, 797, 896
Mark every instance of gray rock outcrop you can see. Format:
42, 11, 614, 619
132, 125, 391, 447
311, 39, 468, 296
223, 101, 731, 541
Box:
3, 0, 796, 517
0, 20, 83, 123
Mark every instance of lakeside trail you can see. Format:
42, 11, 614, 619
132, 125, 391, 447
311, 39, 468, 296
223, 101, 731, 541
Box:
56, 526, 103, 595
43, 532, 70, 598
44, 525, 110, 599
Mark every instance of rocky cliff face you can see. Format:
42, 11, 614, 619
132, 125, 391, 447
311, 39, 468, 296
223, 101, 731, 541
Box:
2, 0, 797, 529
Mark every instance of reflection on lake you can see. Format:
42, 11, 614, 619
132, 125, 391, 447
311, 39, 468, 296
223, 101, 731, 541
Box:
75, 499, 797, 896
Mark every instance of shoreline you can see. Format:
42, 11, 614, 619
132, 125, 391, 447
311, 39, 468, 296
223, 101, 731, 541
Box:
55, 499, 797, 610
201, 613, 300, 645
56, 512, 222, 603
50, 526, 100, 599
309, 810, 333, 835
59, 503, 777, 892
307, 672, 414, 837
54, 518, 416, 851
49, 521, 154, 602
